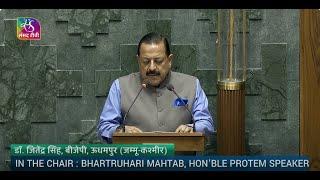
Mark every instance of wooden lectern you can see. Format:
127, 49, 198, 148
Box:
113, 132, 205, 153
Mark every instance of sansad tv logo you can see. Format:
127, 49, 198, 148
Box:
17, 17, 41, 40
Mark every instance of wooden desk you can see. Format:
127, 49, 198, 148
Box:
113, 132, 205, 152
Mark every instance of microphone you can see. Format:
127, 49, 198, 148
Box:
166, 84, 196, 132
121, 82, 148, 132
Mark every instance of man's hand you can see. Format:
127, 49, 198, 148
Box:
175, 124, 193, 133
116, 125, 143, 133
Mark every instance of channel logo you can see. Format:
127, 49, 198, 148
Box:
17, 17, 41, 40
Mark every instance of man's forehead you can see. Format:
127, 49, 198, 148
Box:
141, 55, 164, 59
149, 43, 159, 49
140, 43, 166, 56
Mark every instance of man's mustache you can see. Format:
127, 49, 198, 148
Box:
146, 71, 160, 76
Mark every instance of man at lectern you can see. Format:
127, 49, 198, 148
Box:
98, 32, 214, 143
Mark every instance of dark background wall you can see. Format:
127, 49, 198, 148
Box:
0, 9, 299, 170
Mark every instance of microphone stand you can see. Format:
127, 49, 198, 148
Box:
121, 83, 147, 132
167, 84, 196, 132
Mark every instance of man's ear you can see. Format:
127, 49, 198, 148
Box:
136, 55, 141, 68
168, 54, 173, 68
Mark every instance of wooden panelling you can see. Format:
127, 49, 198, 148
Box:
300, 9, 320, 171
